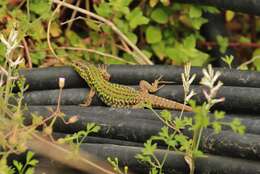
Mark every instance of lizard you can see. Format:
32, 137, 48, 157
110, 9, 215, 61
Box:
69, 60, 193, 112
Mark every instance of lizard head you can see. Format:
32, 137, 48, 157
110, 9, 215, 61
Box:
70, 60, 103, 86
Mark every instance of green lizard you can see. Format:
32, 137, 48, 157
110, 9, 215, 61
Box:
70, 60, 192, 112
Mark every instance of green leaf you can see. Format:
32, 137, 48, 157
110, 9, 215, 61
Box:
94, 3, 112, 17
212, 122, 222, 134
150, 168, 159, 174
25, 167, 35, 174
221, 55, 234, 69
152, 42, 166, 60
65, 30, 85, 47
239, 36, 251, 43
253, 49, 260, 70
13, 160, 23, 172
26, 151, 34, 163
160, 110, 172, 121
28, 20, 46, 41
126, 7, 149, 29
149, 0, 159, 7
193, 150, 204, 157
225, 10, 235, 22
111, 0, 132, 15
126, 32, 138, 44
151, 8, 168, 24
189, 6, 202, 18
165, 46, 185, 63
86, 123, 100, 133
114, 18, 129, 33
143, 140, 157, 155
85, 20, 101, 32
30, 42, 47, 65
174, 117, 187, 130
190, 17, 208, 30
214, 111, 225, 120
216, 35, 229, 54
142, 49, 152, 59
158, 126, 169, 138
183, 35, 196, 48
160, 0, 170, 6
30, 49, 46, 65
30, 0, 51, 16
201, 6, 220, 14
145, 26, 162, 44
230, 118, 245, 135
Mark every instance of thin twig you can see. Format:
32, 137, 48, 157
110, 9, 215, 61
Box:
66, 0, 81, 30
58, 46, 135, 64
237, 55, 260, 70
52, 0, 153, 65
47, 0, 65, 58
22, 38, 32, 68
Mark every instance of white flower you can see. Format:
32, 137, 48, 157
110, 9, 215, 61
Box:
0, 28, 20, 57
59, 77, 65, 88
182, 62, 196, 94
185, 90, 196, 102
8, 55, 23, 67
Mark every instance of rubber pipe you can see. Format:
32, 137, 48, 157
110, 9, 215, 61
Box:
23, 86, 260, 114
25, 106, 260, 161
19, 66, 260, 90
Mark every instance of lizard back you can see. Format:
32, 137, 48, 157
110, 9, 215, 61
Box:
70, 61, 142, 107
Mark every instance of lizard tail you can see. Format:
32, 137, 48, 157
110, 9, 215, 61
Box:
148, 94, 193, 112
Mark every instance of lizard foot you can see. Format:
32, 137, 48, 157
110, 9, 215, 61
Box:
80, 88, 96, 107
139, 75, 165, 93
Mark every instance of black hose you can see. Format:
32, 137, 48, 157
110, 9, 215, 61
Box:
81, 143, 260, 174
25, 105, 260, 161
23, 86, 260, 114
19, 66, 260, 90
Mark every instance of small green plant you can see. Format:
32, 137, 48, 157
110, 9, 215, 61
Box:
13, 151, 38, 174
136, 64, 245, 174
107, 157, 128, 174
0, 27, 33, 173
221, 55, 234, 69
57, 123, 101, 154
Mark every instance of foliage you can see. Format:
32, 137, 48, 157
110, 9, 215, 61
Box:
107, 157, 128, 174
216, 35, 229, 54
0, 0, 220, 66
0, 1, 260, 68
57, 122, 101, 154
13, 151, 38, 174
221, 55, 234, 69
136, 64, 245, 174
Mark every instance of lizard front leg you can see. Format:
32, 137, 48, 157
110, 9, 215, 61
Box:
139, 75, 165, 93
98, 64, 111, 81
80, 88, 96, 107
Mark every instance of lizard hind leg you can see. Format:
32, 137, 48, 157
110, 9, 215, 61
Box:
139, 75, 165, 94
80, 88, 96, 107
